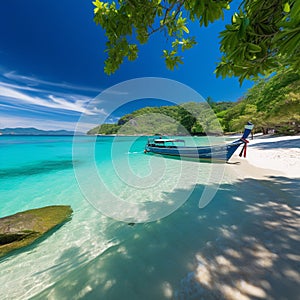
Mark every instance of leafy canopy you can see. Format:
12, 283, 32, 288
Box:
216, 0, 300, 84
93, 0, 300, 83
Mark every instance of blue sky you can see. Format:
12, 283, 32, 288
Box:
0, 1, 253, 131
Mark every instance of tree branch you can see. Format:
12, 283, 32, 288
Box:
148, 0, 185, 36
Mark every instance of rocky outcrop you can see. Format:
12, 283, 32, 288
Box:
0, 205, 73, 258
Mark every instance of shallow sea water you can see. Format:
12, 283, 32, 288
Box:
0, 136, 234, 299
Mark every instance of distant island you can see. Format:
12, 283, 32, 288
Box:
87, 102, 228, 136
0, 127, 83, 136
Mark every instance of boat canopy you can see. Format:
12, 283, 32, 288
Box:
153, 139, 185, 143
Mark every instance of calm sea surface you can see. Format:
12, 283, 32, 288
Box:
0, 135, 234, 299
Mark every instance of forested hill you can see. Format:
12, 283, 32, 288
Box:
221, 68, 300, 134
87, 102, 235, 136
88, 69, 300, 136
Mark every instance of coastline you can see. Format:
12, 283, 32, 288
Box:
176, 135, 300, 299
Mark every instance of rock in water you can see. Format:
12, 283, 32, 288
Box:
0, 205, 73, 258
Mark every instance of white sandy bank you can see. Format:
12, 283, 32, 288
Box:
234, 135, 300, 178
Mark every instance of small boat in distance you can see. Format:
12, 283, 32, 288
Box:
144, 122, 254, 162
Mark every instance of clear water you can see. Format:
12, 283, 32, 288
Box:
0, 136, 233, 299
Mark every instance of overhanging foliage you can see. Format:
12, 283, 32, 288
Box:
93, 0, 300, 83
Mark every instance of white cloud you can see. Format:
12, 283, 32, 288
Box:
0, 85, 36, 103
0, 69, 110, 130
3, 71, 102, 93
0, 81, 100, 102
0, 81, 40, 93
0, 102, 51, 115
0, 81, 107, 116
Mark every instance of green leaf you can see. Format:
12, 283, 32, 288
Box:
232, 14, 237, 24
182, 26, 189, 34
283, 2, 290, 13
248, 43, 262, 53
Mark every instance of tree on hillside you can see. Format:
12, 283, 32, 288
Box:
221, 67, 300, 134
93, 0, 300, 83
229, 104, 268, 134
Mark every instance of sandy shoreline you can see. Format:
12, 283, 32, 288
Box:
229, 135, 300, 180
176, 135, 300, 299
243, 135, 300, 178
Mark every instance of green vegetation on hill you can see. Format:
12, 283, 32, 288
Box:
88, 106, 193, 135
222, 68, 300, 134
87, 102, 234, 136
87, 68, 300, 136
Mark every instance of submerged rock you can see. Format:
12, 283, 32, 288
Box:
0, 205, 73, 258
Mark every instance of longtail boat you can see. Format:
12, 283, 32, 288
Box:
144, 122, 254, 162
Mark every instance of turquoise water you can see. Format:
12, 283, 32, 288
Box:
0, 136, 233, 299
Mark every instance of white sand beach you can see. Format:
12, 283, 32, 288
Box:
243, 135, 300, 178
176, 135, 300, 300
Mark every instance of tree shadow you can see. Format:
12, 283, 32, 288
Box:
32, 176, 299, 300
250, 137, 300, 150
175, 176, 300, 299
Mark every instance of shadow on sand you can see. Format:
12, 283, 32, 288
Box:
33, 175, 299, 300
250, 137, 300, 150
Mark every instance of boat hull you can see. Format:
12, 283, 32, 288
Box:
145, 142, 243, 162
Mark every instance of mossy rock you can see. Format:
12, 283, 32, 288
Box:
0, 205, 73, 258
